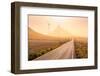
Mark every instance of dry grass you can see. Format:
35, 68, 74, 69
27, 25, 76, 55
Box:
28, 39, 71, 60
74, 38, 88, 58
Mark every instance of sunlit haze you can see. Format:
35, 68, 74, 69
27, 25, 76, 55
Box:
28, 15, 88, 38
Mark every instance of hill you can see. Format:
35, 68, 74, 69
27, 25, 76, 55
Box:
28, 27, 65, 40
48, 26, 72, 38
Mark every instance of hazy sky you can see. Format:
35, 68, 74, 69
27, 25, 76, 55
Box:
28, 15, 88, 38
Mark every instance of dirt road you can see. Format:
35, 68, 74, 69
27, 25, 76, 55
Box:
34, 40, 75, 60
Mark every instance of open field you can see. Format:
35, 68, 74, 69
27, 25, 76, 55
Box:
28, 37, 88, 60
28, 38, 88, 60
28, 39, 71, 60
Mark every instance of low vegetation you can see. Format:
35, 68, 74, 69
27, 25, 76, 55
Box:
74, 39, 88, 58
28, 39, 71, 60
29, 47, 56, 60
28, 38, 88, 60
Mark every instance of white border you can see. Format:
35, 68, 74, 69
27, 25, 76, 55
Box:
20, 6, 95, 70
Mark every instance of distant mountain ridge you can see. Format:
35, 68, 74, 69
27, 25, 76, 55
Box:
48, 26, 72, 38
29, 26, 72, 40
28, 27, 64, 40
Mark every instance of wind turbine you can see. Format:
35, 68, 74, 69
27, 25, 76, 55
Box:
48, 23, 50, 34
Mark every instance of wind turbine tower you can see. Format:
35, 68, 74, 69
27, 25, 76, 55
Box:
48, 23, 50, 34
